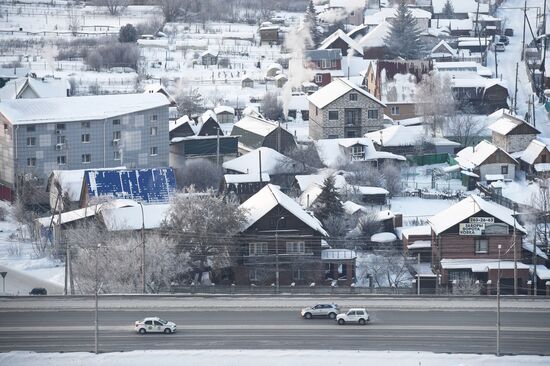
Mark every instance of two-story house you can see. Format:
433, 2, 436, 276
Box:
0, 93, 170, 201
308, 78, 386, 140
429, 195, 529, 293
487, 110, 540, 154
304, 49, 343, 87
234, 184, 328, 286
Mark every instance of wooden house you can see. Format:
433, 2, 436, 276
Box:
519, 139, 550, 178
451, 78, 509, 114
259, 22, 280, 45
455, 140, 519, 182
214, 106, 235, 124
487, 111, 540, 154
241, 76, 254, 89
221, 173, 270, 203
318, 29, 364, 57
201, 51, 218, 66
230, 114, 296, 153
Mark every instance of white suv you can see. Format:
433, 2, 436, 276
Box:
135, 317, 176, 334
336, 308, 370, 325
301, 303, 340, 319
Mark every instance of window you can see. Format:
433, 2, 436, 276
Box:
150, 127, 158, 136
26, 137, 36, 147
56, 135, 66, 144
81, 134, 90, 143
349, 93, 358, 101
81, 122, 90, 128
314, 74, 322, 84
501, 165, 508, 175
154, 321, 163, 326
351, 145, 365, 161
56, 123, 65, 130
475, 239, 488, 254
57, 156, 66, 165
328, 134, 339, 139
27, 158, 36, 167
149, 146, 158, 156
391, 106, 400, 116
113, 131, 121, 140
249, 269, 258, 281
150, 114, 158, 122
367, 109, 379, 119
3, 124, 8, 135
144, 320, 153, 326
286, 241, 305, 254
112, 119, 120, 126
292, 268, 304, 280
82, 154, 91, 164
113, 151, 121, 160
345, 108, 361, 126
315, 106, 319, 115
26, 125, 35, 132
249, 242, 268, 256
328, 111, 339, 120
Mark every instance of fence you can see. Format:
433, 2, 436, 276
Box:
170, 285, 415, 296
406, 153, 451, 166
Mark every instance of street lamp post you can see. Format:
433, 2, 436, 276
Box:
95, 243, 101, 355
275, 216, 285, 293
138, 201, 145, 294
497, 244, 502, 357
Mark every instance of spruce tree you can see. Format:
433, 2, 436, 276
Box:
383, 1, 424, 59
313, 176, 343, 222
442, 0, 455, 18
305, 0, 321, 48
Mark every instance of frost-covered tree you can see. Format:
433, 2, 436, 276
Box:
304, 0, 321, 48
176, 158, 223, 191
96, 0, 129, 15
383, 1, 424, 59
448, 113, 483, 147
161, 189, 247, 281
415, 71, 455, 137
119, 24, 137, 43
175, 87, 204, 117
261, 92, 284, 121
442, 0, 455, 19
313, 176, 343, 222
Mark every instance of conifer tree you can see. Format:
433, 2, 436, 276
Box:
305, 0, 321, 48
313, 176, 343, 222
442, 0, 455, 18
383, 0, 424, 59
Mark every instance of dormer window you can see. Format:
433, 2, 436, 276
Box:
351, 145, 365, 161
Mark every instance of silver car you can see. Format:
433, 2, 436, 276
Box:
301, 303, 340, 319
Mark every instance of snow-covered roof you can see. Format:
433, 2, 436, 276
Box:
531, 265, 550, 280
288, 94, 309, 111
239, 184, 328, 236
432, 18, 473, 31
315, 137, 405, 168
358, 21, 390, 48
214, 105, 235, 115
455, 140, 517, 170
395, 225, 432, 239
143, 83, 177, 105
308, 77, 384, 109
0, 93, 169, 125
371, 232, 397, 243
451, 77, 507, 90
222, 147, 303, 175
534, 163, 550, 172
342, 200, 367, 215
432, 0, 488, 14
233, 114, 279, 137
428, 195, 527, 236
319, 29, 364, 56
100, 203, 170, 231
430, 40, 455, 56
224, 173, 270, 184
170, 115, 191, 132
294, 174, 337, 192
440, 259, 529, 272
201, 109, 218, 122
366, 125, 424, 147
37, 199, 135, 227
48, 167, 125, 202
321, 248, 356, 260
520, 139, 548, 165
364, 7, 431, 26
407, 240, 432, 249
350, 185, 389, 195
299, 174, 348, 208
523, 242, 548, 260
487, 113, 538, 136
433, 61, 492, 78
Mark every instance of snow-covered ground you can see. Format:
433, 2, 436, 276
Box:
1, 350, 548, 366
0, 209, 64, 295
389, 197, 457, 224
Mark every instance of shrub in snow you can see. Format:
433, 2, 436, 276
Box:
119, 24, 137, 43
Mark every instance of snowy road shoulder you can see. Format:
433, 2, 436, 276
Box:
0, 350, 548, 366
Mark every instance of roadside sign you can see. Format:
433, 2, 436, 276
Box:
0, 272, 6, 278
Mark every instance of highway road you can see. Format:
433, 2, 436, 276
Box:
1, 296, 550, 355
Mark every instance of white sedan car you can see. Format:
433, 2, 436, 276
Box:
135, 317, 177, 334
336, 308, 370, 325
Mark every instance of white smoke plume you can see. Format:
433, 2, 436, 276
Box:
281, 22, 316, 117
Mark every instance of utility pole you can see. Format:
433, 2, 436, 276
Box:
138, 202, 145, 294
522, 0, 527, 61
258, 149, 262, 183
216, 128, 220, 166
275, 216, 285, 293
513, 204, 518, 296
277, 120, 281, 152
494, 49, 498, 83
514, 63, 519, 113
496, 244, 501, 357
94, 243, 101, 355
533, 230, 538, 296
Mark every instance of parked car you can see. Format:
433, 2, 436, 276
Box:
29, 287, 47, 295
495, 42, 505, 52
336, 308, 370, 325
301, 303, 340, 319
505, 28, 514, 37
135, 317, 176, 334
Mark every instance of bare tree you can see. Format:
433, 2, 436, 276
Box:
161, 188, 247, 282
285, 142, 323, 171
354, 211, 383, 240
175, 159, 223, 191
531, 182, 550, 254
66, 4, 81, 36
448, 113, 483, 147
175, 87, 204, 117
415, 71, 455, 137
381, 162, 402, 197
360, 250, 412, 288
160, 0, 198, 22
96, 0, 129, 15
261, 92, 284, 121
451, 275, 481, 295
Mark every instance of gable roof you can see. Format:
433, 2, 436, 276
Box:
143, 83, 177, 105
0, 93, 169, 125
305, 49, 343, 61
428, 195, 526, 236
222, 147, 303, 175
455, 140, 518, 169
487, 112, 540, 136
520, 139, 549, 165
307, 78, 385, 109
232, 114, 279, 137
431, 40, 455, 55
319, 29, 364, 56
358, 21, 391, 48
83, 168, 177, 204
100, 203, 170, 231
239, 184, 327, 236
